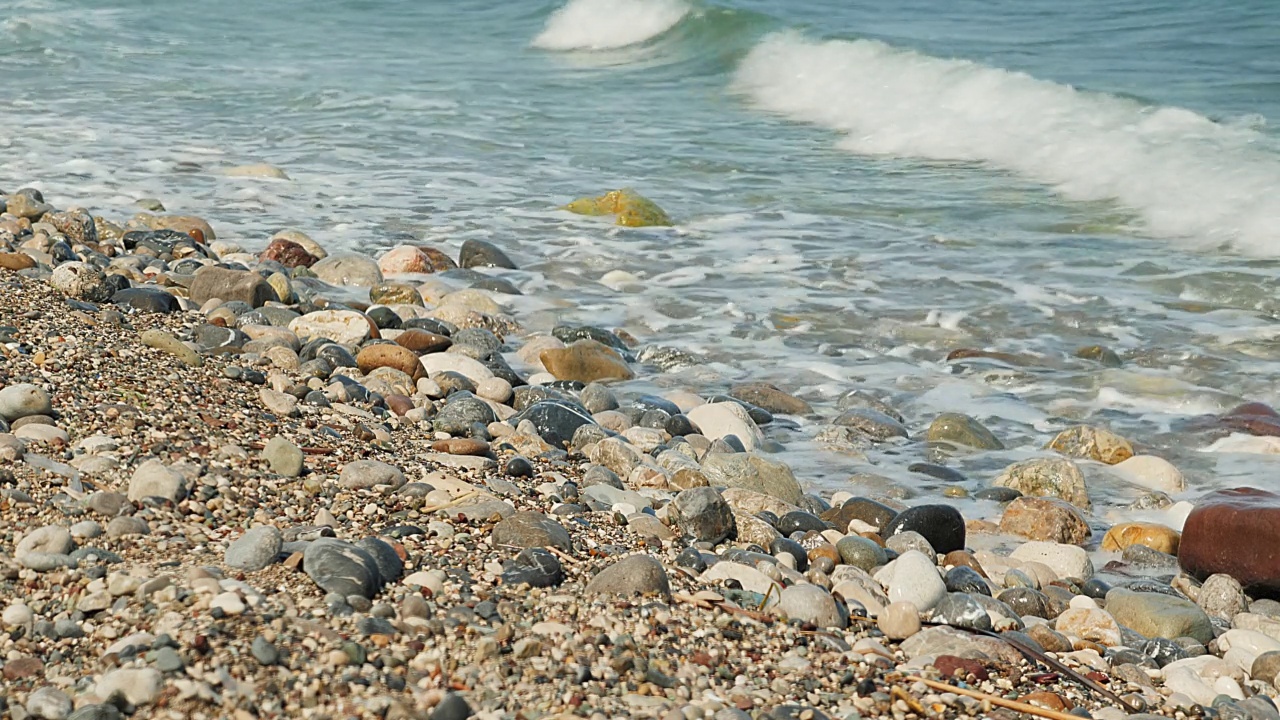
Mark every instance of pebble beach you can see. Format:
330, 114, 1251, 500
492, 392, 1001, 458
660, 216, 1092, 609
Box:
2, 188, 1280, 720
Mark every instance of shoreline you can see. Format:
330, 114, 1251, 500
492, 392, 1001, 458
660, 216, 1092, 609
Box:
1, 189, 1279, 719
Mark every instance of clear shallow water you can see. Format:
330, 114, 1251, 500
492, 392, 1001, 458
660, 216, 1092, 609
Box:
4, 0, 1280, 520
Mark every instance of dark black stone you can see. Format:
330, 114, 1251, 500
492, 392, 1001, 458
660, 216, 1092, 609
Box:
664, 413, 696, 437
430, 692, 473, 720
459, 239, 517, 269
434, 392, 496, 436
631, 394, 682, 416
508, 399, 597, 448
908, 463, 968, 483
769, 537, 809, 572
755, 511, 779, 528
944, 566, 991, 596
401, 317, 455, 336
882, 504, 965, 554
1081, 578, 1112, 599
482, 352, 525, 387
505, 456, 534, 477
501, 548, 564, 588
553, 325, 628, 353
997, 587, 1049, 619
974, 487, 1022, 502
777, 511, 827, 536
821, 497, 898, 534
799, 494, 831, 515
546, 379, 586, 393
111, 287, 179, 314
355, 537, 403, 585
366, 306, 401, 330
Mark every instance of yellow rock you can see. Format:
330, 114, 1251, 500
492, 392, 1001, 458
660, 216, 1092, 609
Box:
563, 188, 673, 227
540, 340, 634, 383
1046, 425, 1134, 465
225, 163, 290, 180
1100, 522, 1180, 554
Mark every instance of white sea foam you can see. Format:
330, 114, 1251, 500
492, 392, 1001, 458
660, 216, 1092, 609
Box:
734, 32, 1280, 255
533, 0, 690, 51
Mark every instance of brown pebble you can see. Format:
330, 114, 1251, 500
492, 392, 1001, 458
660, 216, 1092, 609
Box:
394, 329, 452, 355
432, 438, 490, 456
384, 394, 415, 416
942, 550, 987, 577
0, 252, 36, 271
2, 655, 44, 680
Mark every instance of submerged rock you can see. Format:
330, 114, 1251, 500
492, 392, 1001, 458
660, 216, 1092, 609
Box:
563, 188, 673, 227
992, 458, 1091, 510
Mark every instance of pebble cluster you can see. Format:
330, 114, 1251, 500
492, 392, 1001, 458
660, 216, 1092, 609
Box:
4, 188, 1280, 720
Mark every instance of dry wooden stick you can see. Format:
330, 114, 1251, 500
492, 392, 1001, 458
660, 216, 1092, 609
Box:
906, 675, 1089, 720
420, 490, 479, 514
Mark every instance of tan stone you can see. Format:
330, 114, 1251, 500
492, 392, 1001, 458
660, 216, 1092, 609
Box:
1047, 425, 1134, 465
378, 245, 456, 275
540, 340, 634, 383
999, 496, 1091, 545
1054, 607, 1121, 646
356, 344, 424, 380
0, 252, 36, 270
1100, 522, 1180, 554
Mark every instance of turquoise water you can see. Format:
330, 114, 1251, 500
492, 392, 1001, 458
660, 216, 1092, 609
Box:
4, 0, 1280, 512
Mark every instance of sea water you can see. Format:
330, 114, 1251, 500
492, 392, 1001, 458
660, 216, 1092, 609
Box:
2, 0, 1279, 519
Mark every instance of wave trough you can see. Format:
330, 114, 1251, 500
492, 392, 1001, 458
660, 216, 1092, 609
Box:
533, 0, 691, 51
734, 32, 1280, 255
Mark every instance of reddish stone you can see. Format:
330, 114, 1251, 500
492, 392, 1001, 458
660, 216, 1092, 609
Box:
432, 438, 491, 456
2, 655, 44, 680
259, 238, 317, 268
932, 655, 988, 681
1180, 487, 1280, 595
1220, 403, 1280, 437
385, 394, 415, 416
394, 329, 452, 355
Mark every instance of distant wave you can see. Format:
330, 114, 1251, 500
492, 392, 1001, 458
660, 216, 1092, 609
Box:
533, 0, 691, 51
734, 32, 1280, 255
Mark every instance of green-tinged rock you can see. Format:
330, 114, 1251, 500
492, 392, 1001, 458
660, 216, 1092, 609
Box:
992, 457, 1091, 510
263, 435, 304, 477
1104, 587, 1214, 644
140, 329, 202, 367
370, 282, 423, 307
1046, 425, 1133, 465
563, 188, 673, 227
699, 452, 803, 505
926, 413, 1003, 450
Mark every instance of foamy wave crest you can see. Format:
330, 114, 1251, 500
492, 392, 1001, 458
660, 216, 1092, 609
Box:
734, 32, 1280, 254
533, 0, 690, 51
